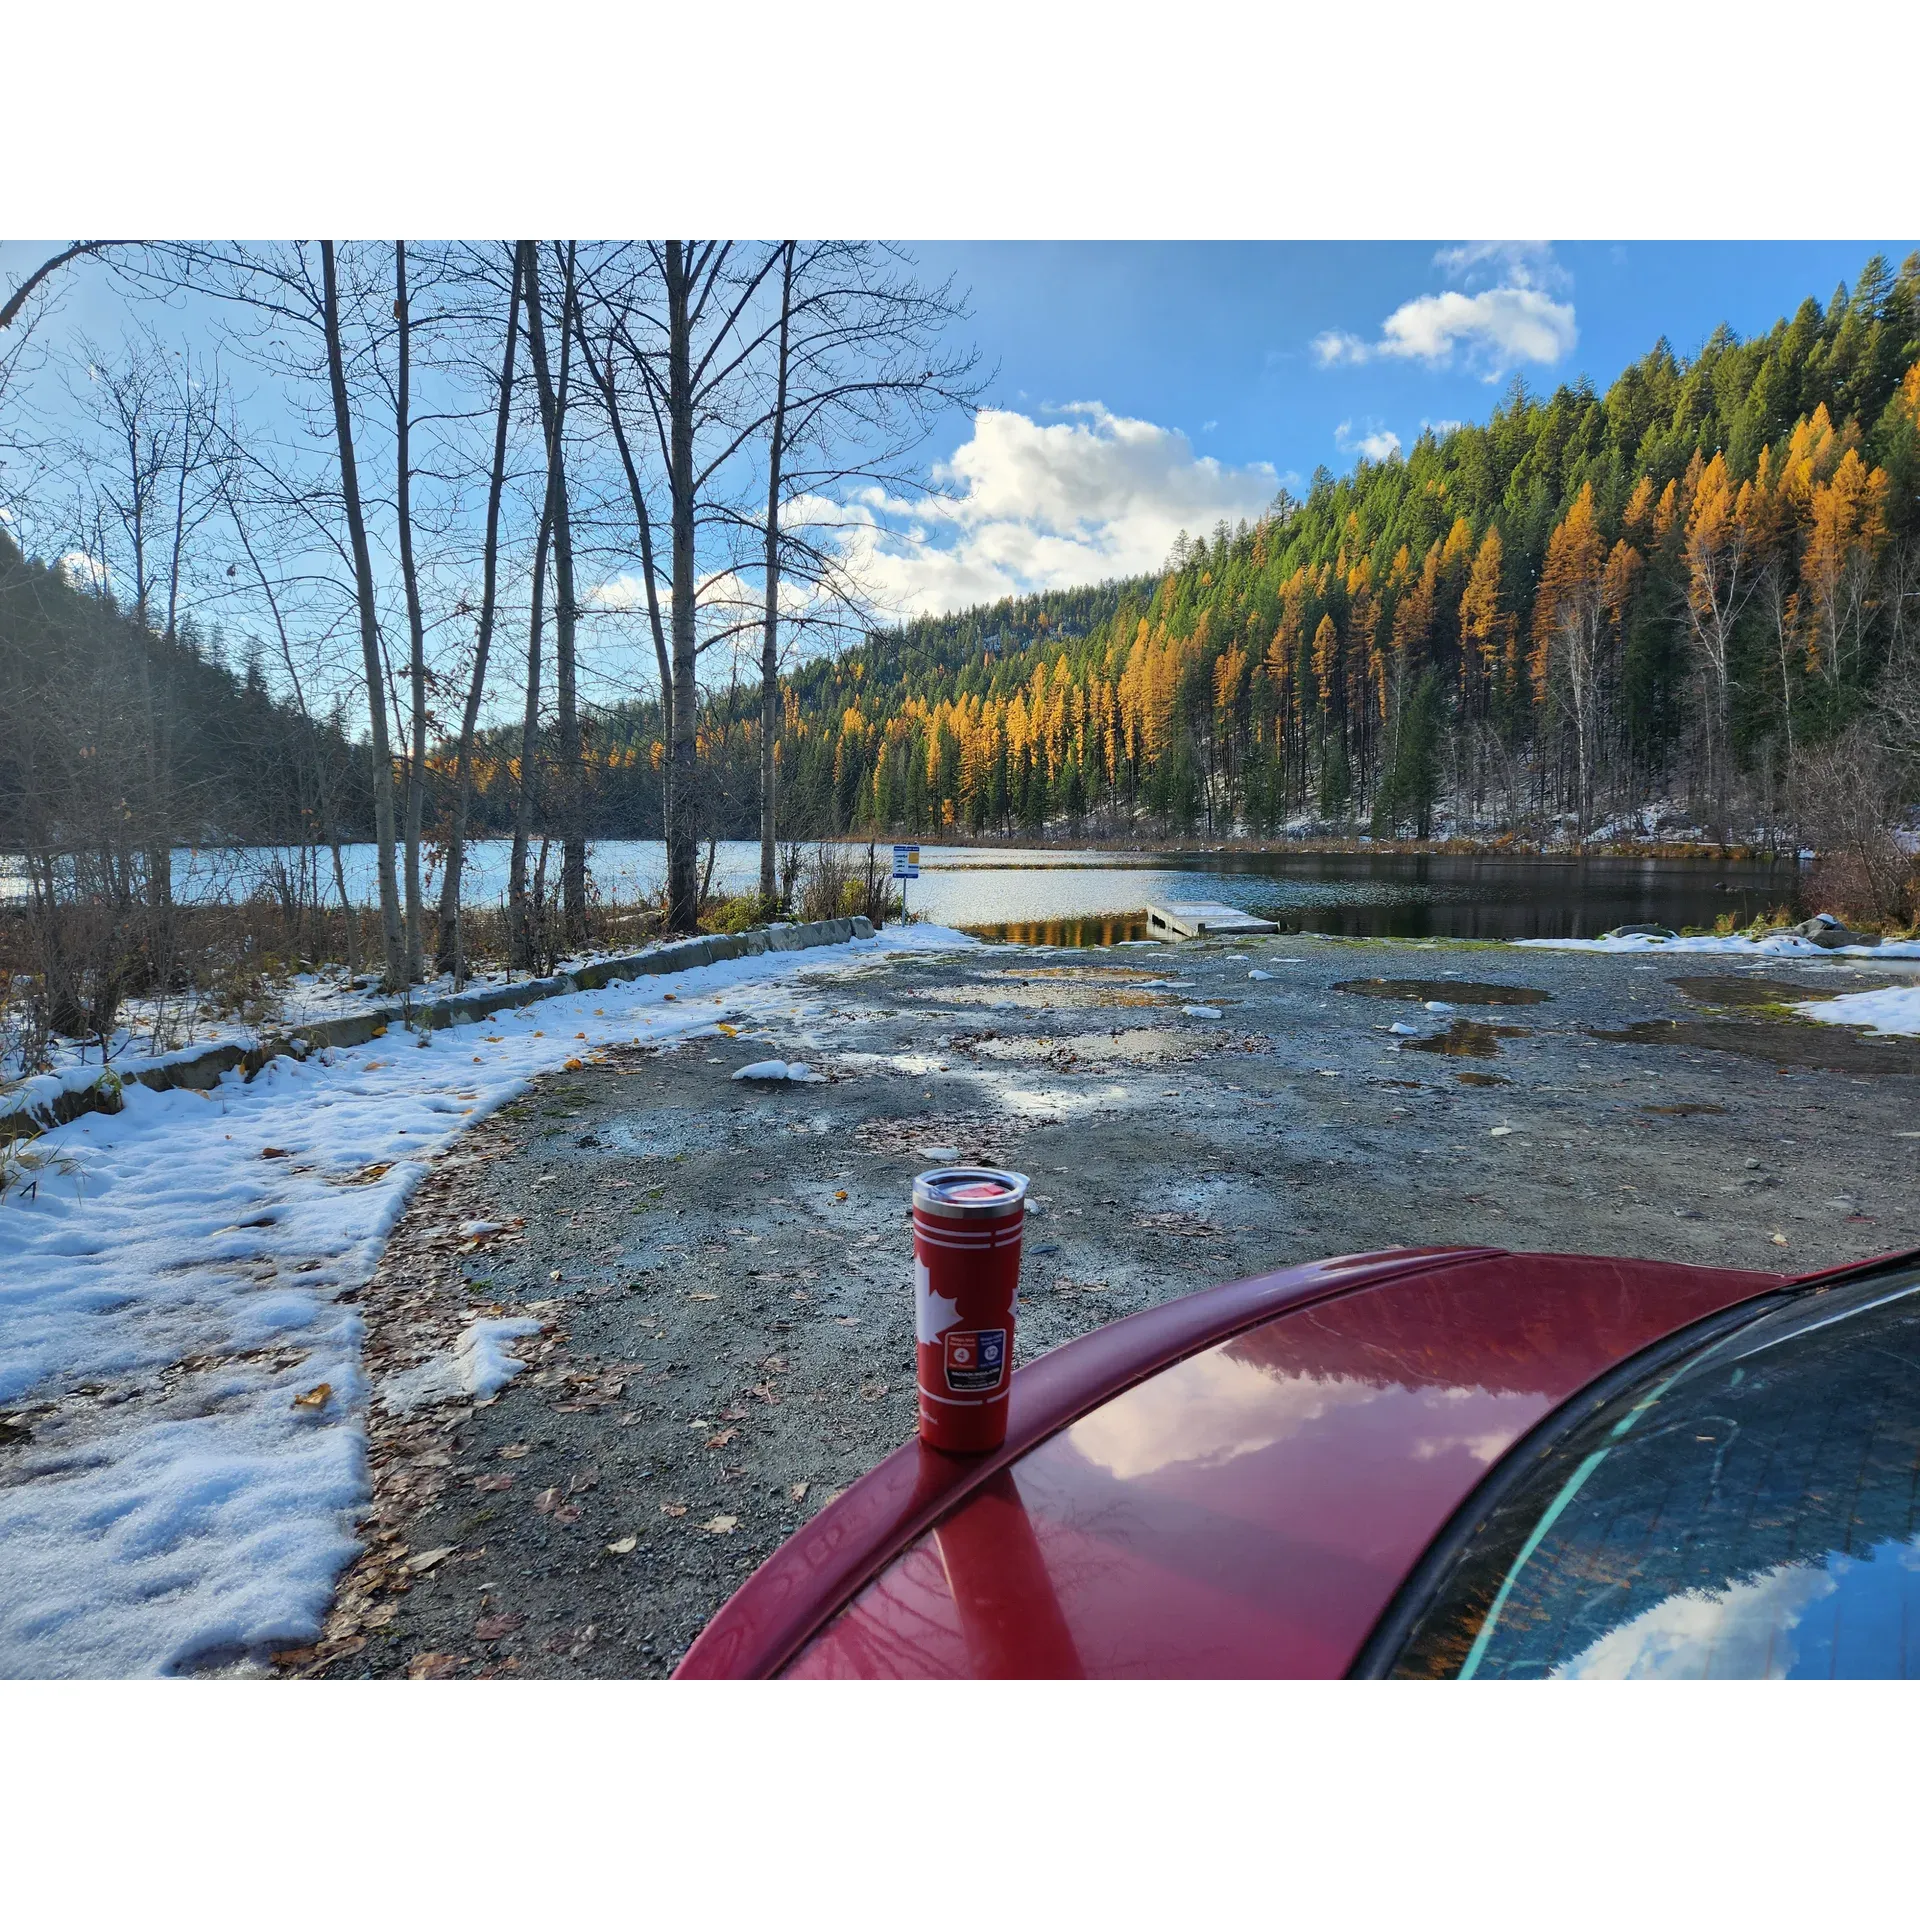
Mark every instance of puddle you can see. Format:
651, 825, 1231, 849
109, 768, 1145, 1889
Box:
1337, 978, 1552, 1006
913, 982, 1166, 1011
1057, 1028, 1201, 1066
1403, 1019, 1532, 1057
1668, 974, 1853, 1007
1592, 1020, 1920, 1075
1640, 1103, 1728, 1116
1455, 1071, 1508, 1086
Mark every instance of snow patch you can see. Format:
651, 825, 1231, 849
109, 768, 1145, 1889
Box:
379, 1316, 544, 1415
1792, 985, 1920, 1038
1519, 931, 1920, 959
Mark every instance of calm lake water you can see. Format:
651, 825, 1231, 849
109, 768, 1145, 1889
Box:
2, 840, 1805, 944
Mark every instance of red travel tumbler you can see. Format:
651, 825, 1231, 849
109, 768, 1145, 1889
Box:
911, 1166, 1030, 1454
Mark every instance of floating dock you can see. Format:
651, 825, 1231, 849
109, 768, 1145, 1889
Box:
1146, 900, 1280, 940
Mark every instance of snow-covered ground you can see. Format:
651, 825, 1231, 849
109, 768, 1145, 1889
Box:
0, 923, 970, 1678
1, 933, 724, 1091
1518, 930, 1920, 960
1790, 984, 1920, 1038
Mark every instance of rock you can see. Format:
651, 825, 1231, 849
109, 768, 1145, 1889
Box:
1792, 914, 1862, 949
1608, 924, 1677, 940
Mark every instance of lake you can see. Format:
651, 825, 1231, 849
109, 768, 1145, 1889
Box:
1, 840, 1806, 943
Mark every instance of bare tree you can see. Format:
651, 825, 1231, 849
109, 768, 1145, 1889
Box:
435, 245, 523, 977
740, 241, 980, 898
321, 240, 405, 987
521, 241, 586, 947
757, 243, 794, 904
393, 241, 433, 981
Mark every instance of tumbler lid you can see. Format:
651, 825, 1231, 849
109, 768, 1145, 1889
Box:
911, 1165, 1030, 1220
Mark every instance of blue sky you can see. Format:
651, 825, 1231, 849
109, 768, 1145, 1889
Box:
7, 238, 1917, 676
833, 239, 1918, 614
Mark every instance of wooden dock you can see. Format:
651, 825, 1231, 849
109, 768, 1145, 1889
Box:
1146, 900, 1280, 940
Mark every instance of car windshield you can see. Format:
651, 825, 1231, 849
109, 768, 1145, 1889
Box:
1386, 1261, 1920, 1680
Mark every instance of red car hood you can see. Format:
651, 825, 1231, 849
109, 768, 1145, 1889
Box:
676, 1246, 1794, 1679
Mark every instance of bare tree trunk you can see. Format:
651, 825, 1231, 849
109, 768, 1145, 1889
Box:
574, 312, 674, 846
437, 245, 522, 977
759, 241, 793, 906
664, 241, 700, 936
395, 241, 429, 983
321, 239, 405, 989
509, 478, 554, 971
522, 242, 585, 948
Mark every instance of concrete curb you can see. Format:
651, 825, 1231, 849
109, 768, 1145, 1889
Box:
0, 916, 876, 1143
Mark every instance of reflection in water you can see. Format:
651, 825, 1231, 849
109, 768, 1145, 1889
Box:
969, 914, 1151, 947
1403, 1020, 1531, 1057
1336, 978, 1553, 1005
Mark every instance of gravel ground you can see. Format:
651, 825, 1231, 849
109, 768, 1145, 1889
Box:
294, 933, 1920, 1680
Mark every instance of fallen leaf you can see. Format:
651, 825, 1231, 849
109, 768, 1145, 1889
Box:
407, 1546, 457, 1574
686, 1291, 719, 1302
564, 1058, 585, 1071
660, 1502, 688, 1518
409, 1650, 467, 1679
473, 1614, 524, 1642
1771, 1232, 1789, 1246
789, 1482, 809, 1503
717, 1023, 739, 1037
835, 1315, 861, 1327
471, 1473, 515, 1492
292, 1383, 333, 1410
554, 1503, 583, 1524
499, 1443, 530, 1459
567, 1469, 599, 1494
533, 1485, 562, 1514
720, 1404, 750, 1421
260, 1146, 290, 1160
833, 1190, 848, 1202
699, 1515, 740, 1535
270, 1647, 315, 1668
704, 1427, 737, 1449
606, 1536, 638, 1555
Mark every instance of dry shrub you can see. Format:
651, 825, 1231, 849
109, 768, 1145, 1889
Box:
1794, 726, 1919, 930
796, 842, 896, 927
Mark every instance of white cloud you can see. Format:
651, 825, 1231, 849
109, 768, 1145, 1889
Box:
1335, 418, 1402, 464
1551, 1561, 1838, 1680
59, 550, 109, 592
1314, 242, 1577, 380
1421, 418, 1465, 439
823, 403, 1279, 617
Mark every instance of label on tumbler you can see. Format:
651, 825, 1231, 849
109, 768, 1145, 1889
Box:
943, 1327, 1007, 1393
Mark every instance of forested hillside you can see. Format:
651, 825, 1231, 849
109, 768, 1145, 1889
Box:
759, 255, 1920, 847
0, 530, 373, 876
